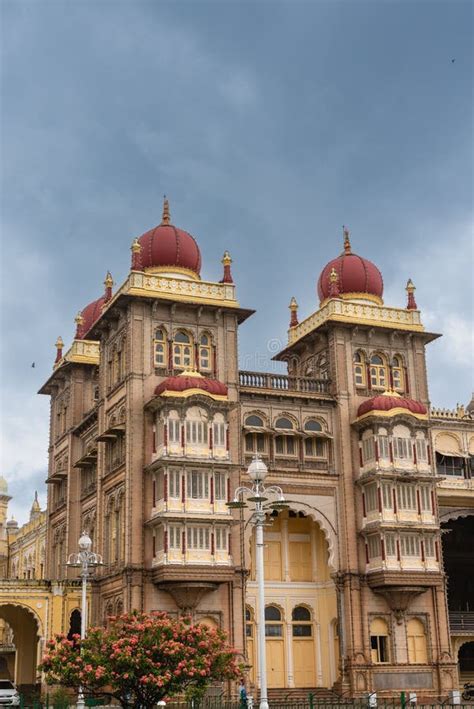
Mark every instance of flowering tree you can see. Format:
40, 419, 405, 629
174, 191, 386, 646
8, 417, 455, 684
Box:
40, 611, 242, 708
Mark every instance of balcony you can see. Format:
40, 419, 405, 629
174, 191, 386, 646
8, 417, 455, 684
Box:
239, 371, 330, 395
449, 611, 474, 633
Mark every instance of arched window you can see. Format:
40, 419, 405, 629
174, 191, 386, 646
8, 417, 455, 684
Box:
415, 431, 428, 462
304, 419, 327, 458
245, 415, 264, 427
212, 412, 226, 449
154, 328, 167, 368
275, 418, 295, 455
354, 351, 366, 388
167, 409, 181, 446
199, 333, 212, 372
292, 606, 312, 637
245, 415, 266, 454
370, 354, 387, 389
407, 618, 428, 663
67, 609, 82, 642
393, 424, 412, 462
275, 417, 294, 430
392, 356, 404, 391
376, 427, 390, 460
185, 406, 208, 450
173, 331, 194, 369
245, 607, 254, 638
370, 617, 390, 663
265, 606, 283, 636
305, 420, 322, 432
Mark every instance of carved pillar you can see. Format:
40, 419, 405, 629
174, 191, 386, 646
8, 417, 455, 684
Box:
311, 524, 319, 582
315, 621, 323, 687
286, 621, 295, 687
281, 517, 290, 582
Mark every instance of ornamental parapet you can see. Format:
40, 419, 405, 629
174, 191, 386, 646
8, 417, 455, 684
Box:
54, 339, 100, 370
430, 404, 474, 421
125, 271, 238, 307
285, 298, 425, 347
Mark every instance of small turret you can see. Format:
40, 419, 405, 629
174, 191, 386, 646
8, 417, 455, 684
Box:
131, 238, 143, 272
289, 297, 299, 327
328, 267, 340, 298
104, 271, 114, 303
220, 251, 233, 284
30, 491, 41, 521
406, 279, 418, 310
55, 336, 64, 364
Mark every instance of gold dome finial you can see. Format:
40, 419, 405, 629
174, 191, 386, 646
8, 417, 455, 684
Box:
343, 226, 351, 255
161, 195, 171, 225
131, 237, 141, 253
74, 312, 84, 339
222, 250, 232, 266
104, 271, 113, 289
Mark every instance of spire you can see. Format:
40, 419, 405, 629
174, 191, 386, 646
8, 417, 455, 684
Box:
220, 251, 233, 284
55, 336, 64, 364
328, 267, 340, 298
161, 195, 171, 225
289, 297, 299, 327
30, 491, 41, 520
74, 312, 84, 339
343, 225, 352, 255
131, 238, 144, 271
104, 271, 113, 303
406, 278, 418, 310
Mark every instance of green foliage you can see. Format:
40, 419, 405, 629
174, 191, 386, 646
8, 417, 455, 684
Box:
40, 611, 242, 709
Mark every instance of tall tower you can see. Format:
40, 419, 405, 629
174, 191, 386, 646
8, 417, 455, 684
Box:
273, 228, 456, 697
39, 199, 252, 657
0, 477, 11, 568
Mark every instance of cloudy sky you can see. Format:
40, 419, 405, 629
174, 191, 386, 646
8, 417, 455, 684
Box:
1, 0, 472, 524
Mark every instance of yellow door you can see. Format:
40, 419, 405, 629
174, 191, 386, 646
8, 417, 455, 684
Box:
289, 541, 312, 581
293, 638, 316, 686
264, 541, 282, 581
266, 639, 285, 687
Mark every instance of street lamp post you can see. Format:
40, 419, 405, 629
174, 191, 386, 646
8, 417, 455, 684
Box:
227, 455, 288, 709
66, 532, 103, 709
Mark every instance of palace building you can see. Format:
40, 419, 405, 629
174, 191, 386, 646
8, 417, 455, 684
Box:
1, 199, 473, 698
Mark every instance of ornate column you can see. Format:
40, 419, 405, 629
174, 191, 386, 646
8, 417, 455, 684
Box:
315, 621, 323, 687
286, 621, 295, 687
311, 524, 319, 581
281, 517, 290, 582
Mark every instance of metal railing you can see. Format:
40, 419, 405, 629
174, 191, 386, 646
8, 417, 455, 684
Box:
239, 371, 330, 394
449, 611, 474, 632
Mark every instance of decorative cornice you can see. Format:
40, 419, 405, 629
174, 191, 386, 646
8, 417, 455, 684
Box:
282, 298, 428, 351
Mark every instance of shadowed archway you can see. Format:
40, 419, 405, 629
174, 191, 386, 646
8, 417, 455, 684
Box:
0, 604, 41, 690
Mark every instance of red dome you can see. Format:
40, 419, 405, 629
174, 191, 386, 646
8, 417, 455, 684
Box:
317, 230, 383, 303
155, 374, 228, 398
138, 200, 201, 276
357, 394, 427, 418
80, 295, 106, 338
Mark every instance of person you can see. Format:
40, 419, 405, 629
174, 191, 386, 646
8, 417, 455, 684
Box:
239, 681, 248, 708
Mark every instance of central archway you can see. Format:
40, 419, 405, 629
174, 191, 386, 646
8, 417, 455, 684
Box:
245, 509, 339, 690
0, 604, 41, 690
